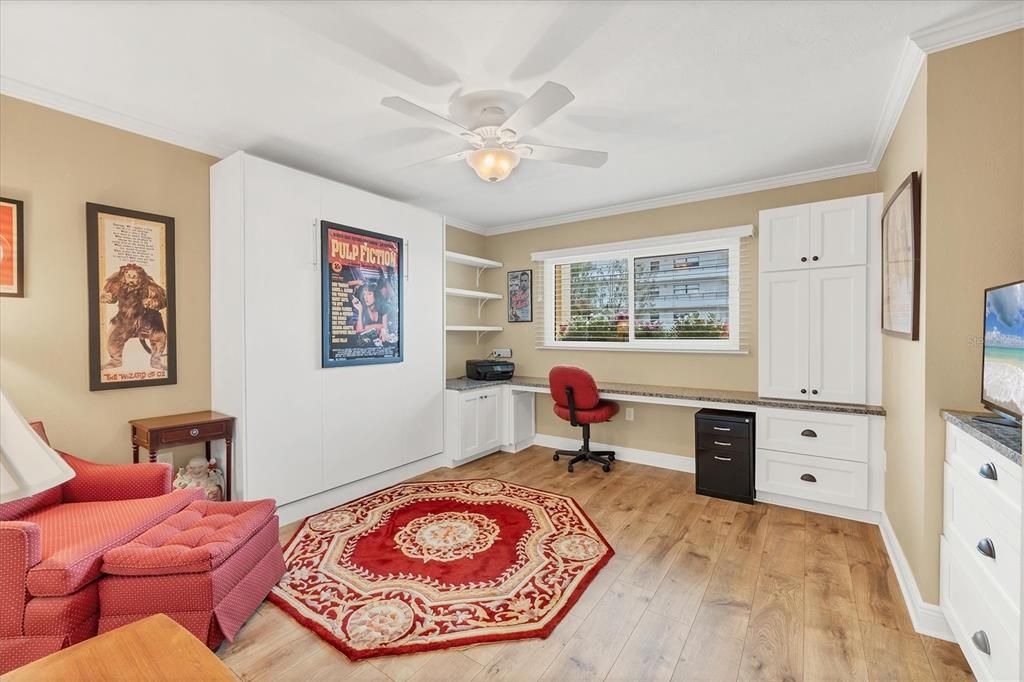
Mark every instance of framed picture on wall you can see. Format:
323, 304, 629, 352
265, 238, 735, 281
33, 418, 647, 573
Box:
321, 220, 403, 367
508, 269, 533, 323
87, 203, 177, 390
0, 197, 25, 297
881, 171, 921, 340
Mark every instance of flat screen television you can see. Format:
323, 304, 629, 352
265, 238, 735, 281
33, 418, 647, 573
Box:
980, 279, 1024, 427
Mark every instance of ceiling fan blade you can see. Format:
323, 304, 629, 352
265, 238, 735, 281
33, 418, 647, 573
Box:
500, 82, 575, 139
516, 143, 608, 168
509, 3, 621, 82
404, 150, 469, 168
381, 97, 481, 144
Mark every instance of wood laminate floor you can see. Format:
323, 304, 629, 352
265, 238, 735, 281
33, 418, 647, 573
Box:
218, 447, 974, 681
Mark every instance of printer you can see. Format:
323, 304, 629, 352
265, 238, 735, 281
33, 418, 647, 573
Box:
466, 359, 515, 381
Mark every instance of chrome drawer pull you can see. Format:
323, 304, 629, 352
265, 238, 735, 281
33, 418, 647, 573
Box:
800, 429, 817, 438
971, 630, 990, 655
712, 426, 731, 432
713, 456, 732, 462
189, 428, 200, 437
800, 473, 817, 483
978, 462, 998, 481
713, 441, 732, 447
976, 537, 996, 559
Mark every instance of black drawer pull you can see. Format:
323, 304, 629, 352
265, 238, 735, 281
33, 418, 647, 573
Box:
800, 389, 807, 394
712, 426, 731, 432
801, 256, 808, 262
713, 441, 732, 447
713, 456, 732, 462
978, 462, 998, 481
971, 630, 990, 655
976, 537, 996, 559
800, 473, 817, 483
811, 389, 818, 395
800, 429, 817, 438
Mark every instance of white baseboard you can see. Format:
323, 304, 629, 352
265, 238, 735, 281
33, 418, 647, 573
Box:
754, 491, 881, 524
878, 513, 955, 642
532, 433, 695, 473
275, 453, 447, 527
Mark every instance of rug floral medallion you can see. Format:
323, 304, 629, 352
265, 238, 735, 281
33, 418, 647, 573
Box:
270, 479, 614, 659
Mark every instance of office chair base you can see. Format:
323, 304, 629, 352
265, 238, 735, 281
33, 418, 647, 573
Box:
553, 449, 615, 473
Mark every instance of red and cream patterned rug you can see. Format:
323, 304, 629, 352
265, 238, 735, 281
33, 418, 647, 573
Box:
270, 479, 613, 659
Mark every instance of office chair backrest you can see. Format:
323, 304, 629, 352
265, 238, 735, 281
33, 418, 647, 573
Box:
549, 366, 601, 410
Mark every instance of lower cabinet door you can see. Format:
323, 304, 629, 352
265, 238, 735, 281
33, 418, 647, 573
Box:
755, 448, 868, 508
459, 394, 480, 458
476, 389, 502, 451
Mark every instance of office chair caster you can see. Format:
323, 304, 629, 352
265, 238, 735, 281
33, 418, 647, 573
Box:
568, 464, 574, 473
602, 463, 611, 472
553, 453, 559, 461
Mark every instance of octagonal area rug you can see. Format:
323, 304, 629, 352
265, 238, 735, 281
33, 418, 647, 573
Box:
269, 478, 613, 659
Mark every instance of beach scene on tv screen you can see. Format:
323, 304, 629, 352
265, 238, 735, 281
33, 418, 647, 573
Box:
984, 281, 1024, 417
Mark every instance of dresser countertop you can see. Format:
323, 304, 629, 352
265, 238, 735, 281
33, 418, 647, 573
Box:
446, 376, 886, 417
942, 410, 1021, 466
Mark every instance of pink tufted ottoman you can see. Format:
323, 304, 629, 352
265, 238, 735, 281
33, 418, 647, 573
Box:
97, 499, 285, 648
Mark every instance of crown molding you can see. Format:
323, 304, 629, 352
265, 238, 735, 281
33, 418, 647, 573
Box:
865, 38, 926, 170
443, 217, 488, 236
0, 76, 236, 159
911, 1, 1024, 54
482, 159, 875, 235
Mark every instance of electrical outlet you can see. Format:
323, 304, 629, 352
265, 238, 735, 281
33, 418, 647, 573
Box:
492, 348, 512, 358
156, 451, 174, 467
625, 407, 635, 421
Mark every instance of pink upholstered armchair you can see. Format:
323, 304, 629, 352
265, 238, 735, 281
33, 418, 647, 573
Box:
0, 422, 202, 673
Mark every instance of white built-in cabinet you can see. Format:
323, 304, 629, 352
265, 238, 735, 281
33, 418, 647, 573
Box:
444, 386, 536, 465
758, 195, 875, 405
211, 153, 445, 506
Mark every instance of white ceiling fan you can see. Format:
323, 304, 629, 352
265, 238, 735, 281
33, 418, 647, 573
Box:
381, 81, 609, 183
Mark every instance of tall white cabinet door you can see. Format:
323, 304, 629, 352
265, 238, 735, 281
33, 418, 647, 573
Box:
808, 266, 867, 404
241, 157, 324, 504
759, 270, 810, 400
809, 196, 867, 268
759, 204, 810, 272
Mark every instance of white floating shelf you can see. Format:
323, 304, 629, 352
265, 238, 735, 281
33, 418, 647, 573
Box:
445, 325, 503, 344
445, 251, 502, 269
445, 288, 502, 301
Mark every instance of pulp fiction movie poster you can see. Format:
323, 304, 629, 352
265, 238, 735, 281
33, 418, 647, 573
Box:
321, 221, 402, 367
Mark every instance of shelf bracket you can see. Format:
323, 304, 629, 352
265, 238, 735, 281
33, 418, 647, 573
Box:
475, 267, 484, 288
476, 328, 495, 344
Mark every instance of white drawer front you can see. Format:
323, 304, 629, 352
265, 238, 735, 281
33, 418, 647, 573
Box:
944, 463, 1021, 605
756, 408, 869, 462
941, 537, 1020, 682
755, 449, 868, 508
946, 423, 1021, 514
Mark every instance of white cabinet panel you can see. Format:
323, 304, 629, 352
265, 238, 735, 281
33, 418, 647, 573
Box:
756, 448, 868, 508
241, 157, 324, 505
809, 195, 867, 268
808, 266, 867, 404
477, 388, 502, 452
460, 393, 480, 458
758, 271, 809, 400
759, 204, 810, 272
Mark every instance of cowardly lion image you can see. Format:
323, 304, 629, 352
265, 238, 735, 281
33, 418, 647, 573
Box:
100, 263, 168, 371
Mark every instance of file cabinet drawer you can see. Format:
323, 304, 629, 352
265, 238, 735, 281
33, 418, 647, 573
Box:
755, 448, 867, 508
756, 407, 868, 462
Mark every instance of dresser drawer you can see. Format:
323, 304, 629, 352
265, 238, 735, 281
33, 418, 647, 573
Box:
696, 448, 752, 503
755, 448, 868, 508
946, 423, 1021, 514
696, 418, 752, 440
160, 422, 227, 445
944, 463, 1020, 605
756, 407, 868, 462
941, 536, 1020, 682
695, 433, 751, 456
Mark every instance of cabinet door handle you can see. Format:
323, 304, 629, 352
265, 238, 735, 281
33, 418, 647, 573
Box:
812, 256, 819, 262
800, 473, 817, 483
978, 462, 998, 481
800, 429, 817, 438
713, 455, 732, 462
712, 426, 731, 432
800, 389, 807, 394
976, 537, 996, 559
801, 256, 808, 262
971, 630, 990, 655
713, 441, 732, 447
811, 389, 819, 395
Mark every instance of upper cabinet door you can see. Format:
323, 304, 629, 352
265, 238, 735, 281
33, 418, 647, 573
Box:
759, 204, 810, 272
759, 270, 810, 400
808, 266, 867, 404
808, 196, 867, 268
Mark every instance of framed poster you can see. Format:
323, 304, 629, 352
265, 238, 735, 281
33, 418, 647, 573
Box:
507, 269, 532, 322
86, 203, 176, 391
0, 197, 24, 297
881, 171, 921, 340
321, 220, 402, 367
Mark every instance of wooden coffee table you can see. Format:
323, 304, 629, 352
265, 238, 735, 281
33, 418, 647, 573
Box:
4, 614, 238, 681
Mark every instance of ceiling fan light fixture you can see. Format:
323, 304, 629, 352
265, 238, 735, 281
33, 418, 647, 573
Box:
466, 147, 520, 183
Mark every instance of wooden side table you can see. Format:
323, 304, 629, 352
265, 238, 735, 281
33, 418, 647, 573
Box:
129, 410, 235, 500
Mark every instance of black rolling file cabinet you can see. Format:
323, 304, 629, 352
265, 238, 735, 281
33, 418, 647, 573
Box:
695, 408, 755, 504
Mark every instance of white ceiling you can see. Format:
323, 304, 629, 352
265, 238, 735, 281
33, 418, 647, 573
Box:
0, 1, 1017, 232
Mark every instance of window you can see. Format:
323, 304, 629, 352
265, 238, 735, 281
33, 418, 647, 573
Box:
540, 227, 746, 352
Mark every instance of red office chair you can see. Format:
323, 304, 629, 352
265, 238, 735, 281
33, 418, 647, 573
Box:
549, 366, 619, 473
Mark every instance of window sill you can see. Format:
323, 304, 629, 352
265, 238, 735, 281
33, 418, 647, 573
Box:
536, 344, 749, 355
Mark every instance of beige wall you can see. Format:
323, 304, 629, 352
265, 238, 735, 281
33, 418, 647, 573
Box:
445, 225, 489, 378
446, 174, 880, 455
0, 95, 216, 466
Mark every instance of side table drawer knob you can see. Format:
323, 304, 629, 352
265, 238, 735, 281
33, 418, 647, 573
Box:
190, 428, 200, 437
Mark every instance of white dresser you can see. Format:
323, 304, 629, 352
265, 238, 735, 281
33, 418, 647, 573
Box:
940, 412, 1021, 681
